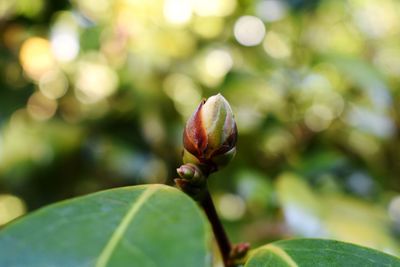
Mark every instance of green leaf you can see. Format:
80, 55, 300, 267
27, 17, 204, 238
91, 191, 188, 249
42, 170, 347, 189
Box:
0, 184, 212, 267
245, 239, 400, 267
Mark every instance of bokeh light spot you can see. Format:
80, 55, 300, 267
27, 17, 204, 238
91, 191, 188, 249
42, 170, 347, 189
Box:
0, 194, 26, 226
51, 28, 79, 62
263, 31, 291, 59
217, 193, 246, 221
205, 49, 233, 78
163, 73, 201, 117
192, 17, 224, 39
305, 104, 334, 132
19, 37, 55, 80
27, 92, 58, 121
256, 0, 287, 22
39, 70, 68, 100
191, 0, 236, 17
75, 60, 118, 104
264, 129, 294, 156
163, 0, 192, 25
234, 16, 265, 46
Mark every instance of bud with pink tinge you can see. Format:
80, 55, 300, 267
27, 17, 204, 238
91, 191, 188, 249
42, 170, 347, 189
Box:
183, 94, 237, 174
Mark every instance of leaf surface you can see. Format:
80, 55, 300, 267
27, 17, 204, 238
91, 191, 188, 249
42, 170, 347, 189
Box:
0, 184, 212, 267
245, 238, 400, 267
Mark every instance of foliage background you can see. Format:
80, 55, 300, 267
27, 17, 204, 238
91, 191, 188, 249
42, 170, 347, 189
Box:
1, 0, 400, 256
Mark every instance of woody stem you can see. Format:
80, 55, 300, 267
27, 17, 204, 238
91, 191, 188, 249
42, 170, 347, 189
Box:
199, 188, 232, 267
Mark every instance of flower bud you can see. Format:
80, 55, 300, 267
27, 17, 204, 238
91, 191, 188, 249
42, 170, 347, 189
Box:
183, 93, 237, 173
177, 163, 204, 184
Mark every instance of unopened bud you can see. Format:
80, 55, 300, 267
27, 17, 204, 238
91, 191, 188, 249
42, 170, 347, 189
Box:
183, 94, 237, 173
177, 163, 203, 183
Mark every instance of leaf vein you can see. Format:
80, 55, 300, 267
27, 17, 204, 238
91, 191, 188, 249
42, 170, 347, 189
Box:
95, 186, 160, 267
263, 244, 299, 267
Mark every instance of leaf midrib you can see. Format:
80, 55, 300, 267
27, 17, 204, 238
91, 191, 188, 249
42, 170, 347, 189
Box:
264, 244, 298, 267
96, 186, 160, 267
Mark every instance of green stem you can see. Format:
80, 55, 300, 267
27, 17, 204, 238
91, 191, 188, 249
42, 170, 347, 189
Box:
200, 188, 232, 267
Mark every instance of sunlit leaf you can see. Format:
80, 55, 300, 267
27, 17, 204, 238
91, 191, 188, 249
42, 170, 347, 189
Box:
245, 239, 400, 267
0, 184, 212, 267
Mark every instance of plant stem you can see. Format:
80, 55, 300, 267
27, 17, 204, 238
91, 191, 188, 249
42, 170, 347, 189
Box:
200, 188, 232, 267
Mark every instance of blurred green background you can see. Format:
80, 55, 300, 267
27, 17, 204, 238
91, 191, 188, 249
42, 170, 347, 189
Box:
1, 0, 400, 256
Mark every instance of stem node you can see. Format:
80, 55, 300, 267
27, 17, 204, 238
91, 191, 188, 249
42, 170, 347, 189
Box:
175, 164, 249, 267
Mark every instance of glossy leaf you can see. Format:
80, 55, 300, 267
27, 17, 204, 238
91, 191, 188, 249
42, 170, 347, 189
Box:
245, 238, 400, 267
0, 184, 212, 267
